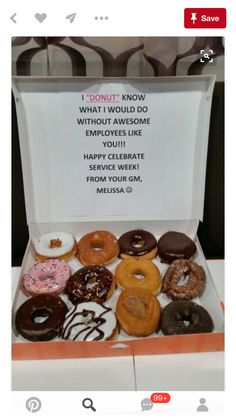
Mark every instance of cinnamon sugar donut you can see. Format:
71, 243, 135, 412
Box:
115, 258, 161, 295
116, 287, 161, 337
77, 231, 119, 265
162, 259, 205, 301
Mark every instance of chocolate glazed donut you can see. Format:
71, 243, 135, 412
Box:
119, 229, 157, 259
160, 301, 214, 335
157, 231, 196, 264
15, 294, 68, 341
65, 265, 114, 305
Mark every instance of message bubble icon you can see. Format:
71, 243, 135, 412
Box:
141, 398, 153, 411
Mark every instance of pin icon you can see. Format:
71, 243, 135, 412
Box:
35, 13, 47, 23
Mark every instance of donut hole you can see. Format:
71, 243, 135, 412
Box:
177, 311, 193, 327
183, 318, 191, 327
131, 235, 146, 249
39, 269, 55, 281
85, 272, 99, 290
134, 271, 145, 281
32, 308, 51, 324
176, 272, 190, 287
81, 310, 96, 325
91, 240, 104, 252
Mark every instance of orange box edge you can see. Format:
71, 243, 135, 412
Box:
12, 331, 224, 360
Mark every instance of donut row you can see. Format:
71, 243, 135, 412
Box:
15, 290, 214, 342
33, 229, 197, 265
20, 257, 205, 302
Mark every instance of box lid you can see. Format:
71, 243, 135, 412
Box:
12, 76, 215, 224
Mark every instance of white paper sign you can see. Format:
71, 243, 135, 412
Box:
60, 80, 205, 218
13, 77, 215, 222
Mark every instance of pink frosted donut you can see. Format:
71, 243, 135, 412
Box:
22, 259, 71, 296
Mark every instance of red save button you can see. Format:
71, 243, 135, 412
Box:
184, 8, 226, 28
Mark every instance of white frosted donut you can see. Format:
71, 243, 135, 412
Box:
34, 232, 76, 260
60, 302, 117, 341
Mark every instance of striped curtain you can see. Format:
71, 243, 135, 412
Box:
12, 36, 224, 79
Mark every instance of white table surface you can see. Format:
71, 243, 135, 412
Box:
12, 260, 224, 391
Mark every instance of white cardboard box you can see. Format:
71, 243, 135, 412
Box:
12, 76, 224, 360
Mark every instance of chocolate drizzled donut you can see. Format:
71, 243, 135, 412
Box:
60, 304, 113, 341
119, 229, 157, 259
162, 259, 205, 300
65, 265, 114, 305
157, 231, 196, 264
160, 301, 214, 335
15, 294, 68, 341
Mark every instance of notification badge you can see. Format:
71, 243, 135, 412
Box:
184, 8, 226, 28
151, 392, 171, 403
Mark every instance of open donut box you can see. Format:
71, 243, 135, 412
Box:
12, 76, 224, 360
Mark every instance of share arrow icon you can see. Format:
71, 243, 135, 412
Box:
66, 13, 76, 23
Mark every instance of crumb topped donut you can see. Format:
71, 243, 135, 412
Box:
116, 287, 161, 337
77, 231, 119, 265
34, 232, 77, 262
65, 265, 115, 305
162, 259, 205, 301
157, 231, 196, 264
60, 302, 117, 341
115, 258, 161, 295
118, 229, 157, 259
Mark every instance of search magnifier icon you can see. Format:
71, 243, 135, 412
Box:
82, 398, 96, 412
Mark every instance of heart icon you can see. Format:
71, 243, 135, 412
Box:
35, 13, 47, 23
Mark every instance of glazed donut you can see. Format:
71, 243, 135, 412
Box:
115, 258, 161, 294
116, 287, 161, 337
157, 231, 196, 264
77, 231, 119, 265
65, 265, 115, 305
34, 232, 77, 262
162, 259, 205, 301
118, 229, 157, 259
160, 301, 214, 335
60, 302, 117, 341
15, 294, 68, 341
22, 259, 71, 296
